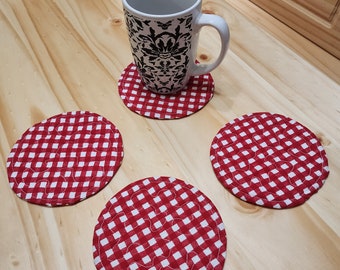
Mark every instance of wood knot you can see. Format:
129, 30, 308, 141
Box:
202, 4, 217, 15
202, 8, 216, 15
232, 198, 262, 214
10, 255, 20, 267
110, 17, 123, 26
315, 132, 331, 146
199, 53, 210, 61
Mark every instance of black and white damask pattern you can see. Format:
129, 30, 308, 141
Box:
124, 10, 193, 94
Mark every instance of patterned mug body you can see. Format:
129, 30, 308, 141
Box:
123, 0, 230, 95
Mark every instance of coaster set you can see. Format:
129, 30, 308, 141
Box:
6, 111, 124, 206
210, 112, 330, 209
93, 176, 227, 270
5, 104, 330, 268
118, 63, 215, 120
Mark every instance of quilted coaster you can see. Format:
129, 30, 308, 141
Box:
210, 112, 329, 209
6, 111, 124, 207
118, 63, 214, 119
93, 176, 227, 269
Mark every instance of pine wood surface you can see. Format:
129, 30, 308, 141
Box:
0, 0, 339, 269
249, 0, 340, 59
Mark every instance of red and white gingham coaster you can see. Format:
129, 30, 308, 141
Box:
6, 111, 124, 207
118, 63, 214, 119
93, 176, 227, 269
210, 112, 329, 209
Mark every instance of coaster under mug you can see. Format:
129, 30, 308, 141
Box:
118, 63, 215, 119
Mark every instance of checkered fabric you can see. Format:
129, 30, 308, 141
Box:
210, 112, 329, 209
6, 111, 124, 206
118, 63, 214, 119
93, 176, 227, 269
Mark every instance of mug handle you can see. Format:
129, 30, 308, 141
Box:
191, 14, 230, 76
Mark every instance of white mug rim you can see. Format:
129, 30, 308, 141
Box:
122, 0, 201, 18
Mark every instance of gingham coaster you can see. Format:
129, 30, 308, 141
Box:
6, 111, 124, 206
118, 63, 214, 119
210, 112, 329, 209
93, 176, 227, 269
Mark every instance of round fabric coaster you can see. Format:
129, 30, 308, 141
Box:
6, 111, 124, 207
93, 176, 227, 269
118, 63, 214, 119
210, 112, 330, 209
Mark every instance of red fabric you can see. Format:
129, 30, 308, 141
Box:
210, 112, 329, 209
7, 111, 124, 206
93, 176, 227, 269
118, 63, 214, 119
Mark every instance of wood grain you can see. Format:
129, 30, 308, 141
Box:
250, 0, 340, 59
292, 0, 339, 20
1, 0, 339, 269
226, 0, 340, 84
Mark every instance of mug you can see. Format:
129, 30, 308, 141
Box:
123, 0, 230, 94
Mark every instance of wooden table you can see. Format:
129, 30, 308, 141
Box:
1, 0, 339, 269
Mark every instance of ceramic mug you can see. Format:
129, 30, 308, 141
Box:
123, 0, 230, 94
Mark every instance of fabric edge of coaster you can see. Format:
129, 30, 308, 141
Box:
6, 111, 124, 207
210, 112, 330, 209
92, 175, 227, 269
